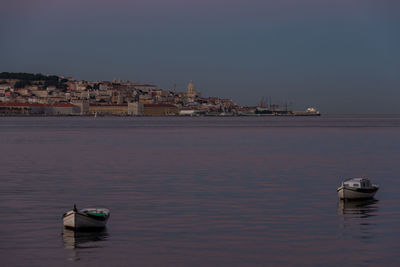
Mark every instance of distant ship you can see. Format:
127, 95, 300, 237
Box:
253, 106, 320, 116
293, 107, 320, 116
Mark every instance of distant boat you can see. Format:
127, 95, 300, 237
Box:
63, 205, 110, 229
219, 112, 234, 117
337, 178, 379, 200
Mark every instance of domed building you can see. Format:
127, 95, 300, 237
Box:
187, 80, 196, 98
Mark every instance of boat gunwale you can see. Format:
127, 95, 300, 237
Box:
62, 210, 110, 221
337, 186, 379, 194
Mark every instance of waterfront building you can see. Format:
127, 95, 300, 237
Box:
0, 102, 79, 115
52, 103, 79, 115
89, 104, 128, 116
143, 104, 179, 116
71, 100, 89, 115
128, 102, 144, 116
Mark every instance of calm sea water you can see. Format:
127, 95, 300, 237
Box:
1, 116, 400, 266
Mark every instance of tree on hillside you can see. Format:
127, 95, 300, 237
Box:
14, 80, 31, 88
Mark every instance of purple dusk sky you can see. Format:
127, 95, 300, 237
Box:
1, 0, 399, 113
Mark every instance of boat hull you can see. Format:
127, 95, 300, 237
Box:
63, 211, 109, 229
337, 186, 378, 200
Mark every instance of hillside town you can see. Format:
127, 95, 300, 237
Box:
0, 72, 319, 116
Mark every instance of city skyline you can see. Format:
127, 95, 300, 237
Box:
1, 0, 399, 114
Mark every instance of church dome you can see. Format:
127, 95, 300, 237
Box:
187, 80, 196, 97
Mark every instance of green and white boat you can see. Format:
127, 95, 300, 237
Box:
63, 205, 110, 229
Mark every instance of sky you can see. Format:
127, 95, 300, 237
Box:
1, 0, 399, 113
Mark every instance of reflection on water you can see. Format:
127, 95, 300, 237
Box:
62, 228, 109, 262
337, 198, 379, 218
338, 199, 379, 242
62, 228, 109, 249
1, 117, 399, 266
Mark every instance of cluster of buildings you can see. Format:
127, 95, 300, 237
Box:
0, 72, 319, 116
0, 73, 241, 116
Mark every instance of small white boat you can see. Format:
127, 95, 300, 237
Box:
63, 205, 110, 229
337, 178, 379, 200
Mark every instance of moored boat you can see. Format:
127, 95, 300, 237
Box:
63, 205, 110, 229
337, 178, 379, 200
